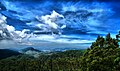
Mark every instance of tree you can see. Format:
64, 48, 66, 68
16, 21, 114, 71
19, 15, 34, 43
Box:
80, 33, 120, 71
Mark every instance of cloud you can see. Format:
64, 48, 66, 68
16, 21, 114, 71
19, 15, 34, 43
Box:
0, 13, 31, 41
0, 0, 119, 44
6, 25, 15, 32
36, 10, 64, 34
40, 10, 64, 29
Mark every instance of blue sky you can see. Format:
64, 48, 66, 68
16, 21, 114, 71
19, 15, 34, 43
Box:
0, 0, 120, 50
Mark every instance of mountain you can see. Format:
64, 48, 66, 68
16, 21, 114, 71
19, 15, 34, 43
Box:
21, 47, 40, 53
20, 47, 42, 58
0, 49, 21, 59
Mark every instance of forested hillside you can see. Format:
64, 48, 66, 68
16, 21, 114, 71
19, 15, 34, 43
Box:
0, 32, 120, 71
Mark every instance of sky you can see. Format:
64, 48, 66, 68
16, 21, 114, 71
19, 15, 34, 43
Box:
0, 0, 120, 50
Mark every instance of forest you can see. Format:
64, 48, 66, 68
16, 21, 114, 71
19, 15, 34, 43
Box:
0, 32, 120, 71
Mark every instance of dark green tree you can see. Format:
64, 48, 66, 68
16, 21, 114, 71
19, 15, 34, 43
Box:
80, 33, 120, 71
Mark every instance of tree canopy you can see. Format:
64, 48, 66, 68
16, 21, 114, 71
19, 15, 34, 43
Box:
0, 32, 120, 71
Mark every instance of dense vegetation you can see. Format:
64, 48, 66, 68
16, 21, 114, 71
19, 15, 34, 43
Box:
80, 33, 120, 71
0, 49, 21, 59
0, 32, 120, 71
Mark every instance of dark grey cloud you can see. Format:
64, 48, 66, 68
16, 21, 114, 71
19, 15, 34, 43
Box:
0, 2, 6, 11
4, 0, 120, 2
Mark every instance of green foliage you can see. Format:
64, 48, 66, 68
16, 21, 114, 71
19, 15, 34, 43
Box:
80, 33, 120, 71
0, 50, 84, 71
91, 33, 119, 49
0, 33, 120, 71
